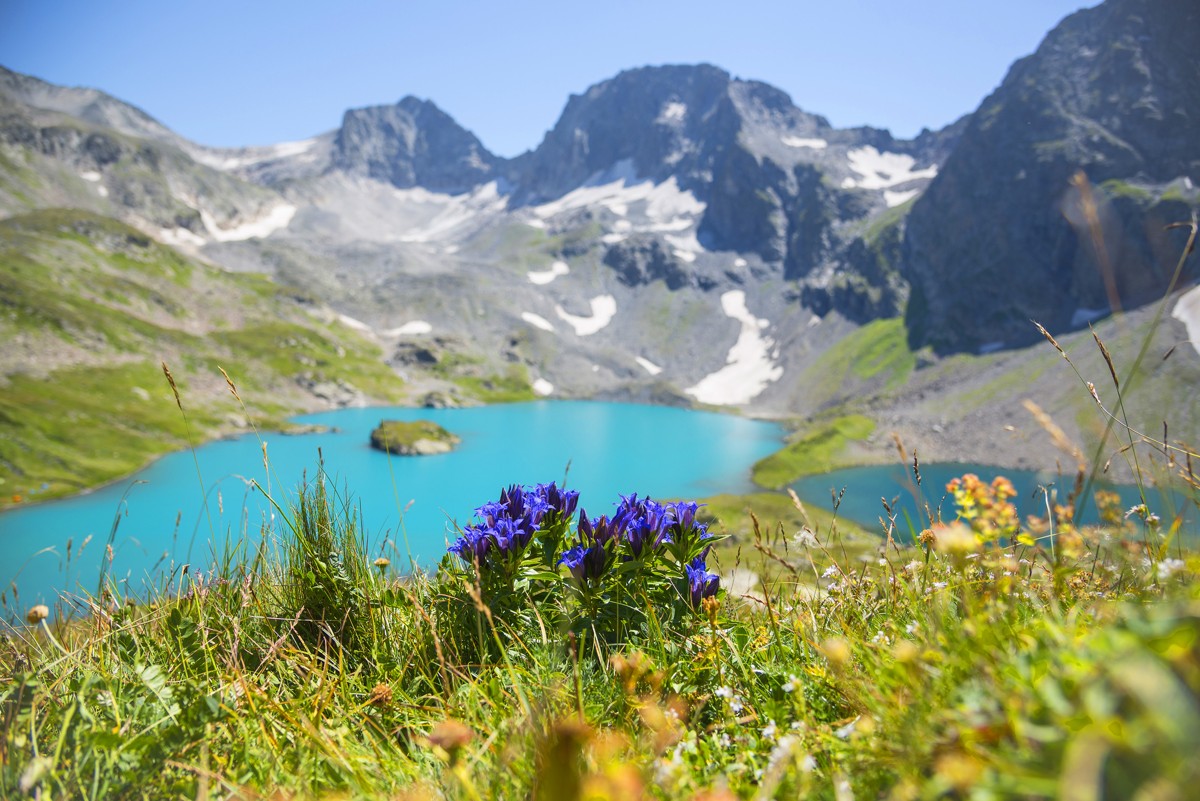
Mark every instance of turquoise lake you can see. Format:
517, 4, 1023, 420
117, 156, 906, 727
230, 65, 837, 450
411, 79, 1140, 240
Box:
790, 462, 1196, 541
0, 401, 783, 611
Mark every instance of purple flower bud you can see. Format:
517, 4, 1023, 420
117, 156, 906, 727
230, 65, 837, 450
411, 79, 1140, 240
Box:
685, 556, 720, 609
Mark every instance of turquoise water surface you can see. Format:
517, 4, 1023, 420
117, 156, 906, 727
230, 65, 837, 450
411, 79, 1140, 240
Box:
791, 462, 1196, 540
0, 401, 783, 611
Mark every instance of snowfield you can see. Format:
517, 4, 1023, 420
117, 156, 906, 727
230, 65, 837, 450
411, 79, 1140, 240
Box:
1172, 284, 1200, 356
685, 290, 783, 405
781, 136, 828, 149
883, 189, 920, 208
200, 204, 296, 242
386, 321, 433, 336
528, 261, 570, 285
531, 160, 705, 223
395, 181, 507, 243
636, 357, 663, 376
520, 312, 556, 332
841, 146, 938, 191
658, 101, 687, 123
555, 295, 617, 336
192, 138, 319, 172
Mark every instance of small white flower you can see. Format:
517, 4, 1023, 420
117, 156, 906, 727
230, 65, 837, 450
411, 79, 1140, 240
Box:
767, 735, 798, 771
715, 685, 733, 699
905, 621, 918, 635
762, 719, 777, 739
795, 529, 818, 548
904, 560, 921, 573
716, 732, 732, 749
730, 697, 744, 714
800, 753, 817, 772
1157, 558, 1185, 581
782, 674, 799, 693
822, 565, 839, 579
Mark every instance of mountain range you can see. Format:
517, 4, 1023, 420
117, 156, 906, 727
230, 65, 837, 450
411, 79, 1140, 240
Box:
1, 0, 1198, 500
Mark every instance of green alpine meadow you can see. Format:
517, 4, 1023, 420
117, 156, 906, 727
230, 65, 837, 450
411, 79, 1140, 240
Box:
3, 0, 1200, 798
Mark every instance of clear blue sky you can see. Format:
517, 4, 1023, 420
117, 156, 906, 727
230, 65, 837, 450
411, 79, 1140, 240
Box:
0, 0, 1092, 157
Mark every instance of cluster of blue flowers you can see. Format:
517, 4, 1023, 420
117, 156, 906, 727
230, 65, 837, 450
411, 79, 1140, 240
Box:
448, 482, 578, 567
448, 483, 721, 611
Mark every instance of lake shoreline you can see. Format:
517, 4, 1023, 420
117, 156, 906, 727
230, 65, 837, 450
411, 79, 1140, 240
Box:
1, 390, 1082, 516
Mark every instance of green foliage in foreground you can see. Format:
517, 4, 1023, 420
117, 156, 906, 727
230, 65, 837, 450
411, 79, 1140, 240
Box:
752, 415, 876, 488
3, 469, 1198, 800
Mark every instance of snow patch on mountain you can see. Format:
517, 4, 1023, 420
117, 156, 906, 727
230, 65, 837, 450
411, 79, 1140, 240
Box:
158, 226, 206, 249
1172, 284, 1200, 356
555, 295, 617, 336
781, 136, 827, 149
658, 101, 687, 124
636, 357, 663, 376
685, 290, 782, 405
665, 232, 703, 263
532, 378, 555, 396
883, 189, 920, 208
528, 260, 570, 285
521, 312, 556, 332
531, 160, 705, 224
841, 146, 937, 191
386, 321, 433, 336
395, 181, 506, 243
192, 138, 319, 171
200, 204, 296, 242
79, 171, 101, 182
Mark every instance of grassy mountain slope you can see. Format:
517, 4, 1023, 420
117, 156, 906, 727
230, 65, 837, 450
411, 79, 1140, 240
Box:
0, 209, 407, 506
756, 296, 1200, 487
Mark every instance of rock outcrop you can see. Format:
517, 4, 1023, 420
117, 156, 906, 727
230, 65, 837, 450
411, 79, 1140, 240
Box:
369, 420, 461, 455
902, 0, 1200, 353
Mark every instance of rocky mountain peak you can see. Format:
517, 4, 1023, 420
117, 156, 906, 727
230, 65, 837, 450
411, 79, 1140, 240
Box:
513, 63, 739, 202
331, 95, 499, 194
902, 0, 1200, 354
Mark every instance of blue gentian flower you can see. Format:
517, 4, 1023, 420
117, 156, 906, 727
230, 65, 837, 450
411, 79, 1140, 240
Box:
578, 509, 627, 548
685, 555, 720, 609
536, 482, 579, 520
448, 526, 491, 563
559, 508, 624, 583
452, 482, 566, 567
617, 493, 670, 559
559, 542, 607, 583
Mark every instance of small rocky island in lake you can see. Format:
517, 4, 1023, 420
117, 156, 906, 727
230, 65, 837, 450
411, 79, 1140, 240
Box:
369, 420, 461, 455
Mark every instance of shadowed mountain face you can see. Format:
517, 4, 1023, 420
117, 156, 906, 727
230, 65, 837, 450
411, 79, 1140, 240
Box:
901, 0, 1200, 353
0, 0, 1198, 423
332, 97, 499, 194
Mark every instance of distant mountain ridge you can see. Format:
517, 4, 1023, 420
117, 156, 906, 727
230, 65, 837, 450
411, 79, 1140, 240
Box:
0, 0, 1197, 441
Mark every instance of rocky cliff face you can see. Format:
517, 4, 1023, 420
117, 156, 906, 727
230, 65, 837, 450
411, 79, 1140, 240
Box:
332, 97, 499, 194
902, 0, 1200, 353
